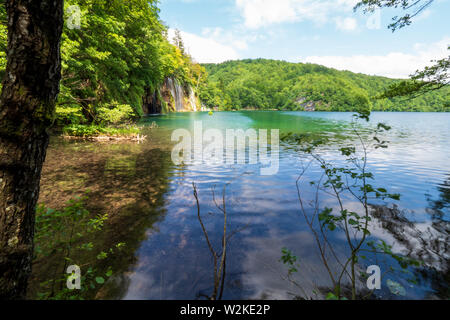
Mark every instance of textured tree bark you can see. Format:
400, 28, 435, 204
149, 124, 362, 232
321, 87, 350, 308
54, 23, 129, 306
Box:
0, 0, 63, 299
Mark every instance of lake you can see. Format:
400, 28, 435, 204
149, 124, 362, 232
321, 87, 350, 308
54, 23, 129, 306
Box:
35, 111, 449, 300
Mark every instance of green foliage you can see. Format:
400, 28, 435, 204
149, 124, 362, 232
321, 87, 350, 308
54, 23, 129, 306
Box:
96, 104, 136, 125
378, 51, 449, 100
0, 2, 447, 117
289, 73, 372, 113
34, 194, 126, 300
280, 111, 422, 300
62, 124, 140, 137
354, 0, 435, 31
326, 292, 348, 300
355, 1, 449, 101
0, 1, 204, 126
59, 0, 165, 117
2, 3, 445, 115
280, 248, 299, 275
55, 104, 85, 125
201, 59, 449, 112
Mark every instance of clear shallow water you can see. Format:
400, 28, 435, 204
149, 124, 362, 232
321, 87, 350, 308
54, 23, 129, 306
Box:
39, 112, 449, 300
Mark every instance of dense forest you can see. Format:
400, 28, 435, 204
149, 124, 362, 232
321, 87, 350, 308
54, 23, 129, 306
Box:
200, 59, 450, 112
0, 0, 205, 129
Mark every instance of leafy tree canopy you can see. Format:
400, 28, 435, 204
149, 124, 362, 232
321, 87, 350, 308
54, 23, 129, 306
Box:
0, 0, 205, 126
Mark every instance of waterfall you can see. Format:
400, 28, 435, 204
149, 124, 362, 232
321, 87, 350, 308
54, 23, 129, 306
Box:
174, 80, 184, 111
188, 87, 197, 112
166, 78, 176, 110
166, 78, 183, 111
164, 77, 197, 112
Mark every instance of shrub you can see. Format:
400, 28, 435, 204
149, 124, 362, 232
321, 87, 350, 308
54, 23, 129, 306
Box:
97, 104, 136, 125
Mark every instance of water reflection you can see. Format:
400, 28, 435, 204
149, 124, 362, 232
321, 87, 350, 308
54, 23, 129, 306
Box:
427, 174, 450, 222
34, 112, 450, 300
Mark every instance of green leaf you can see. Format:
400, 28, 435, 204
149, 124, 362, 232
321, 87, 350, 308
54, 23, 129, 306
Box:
95, 277, 105, 284
326, 292, 339, 300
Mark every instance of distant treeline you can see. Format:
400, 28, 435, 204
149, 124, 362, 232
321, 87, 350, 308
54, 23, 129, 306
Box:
200, 59, 450, 112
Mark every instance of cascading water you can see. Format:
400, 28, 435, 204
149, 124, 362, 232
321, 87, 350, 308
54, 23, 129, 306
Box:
143, 78, 198, 114
164, 77, 197, 112
188, 87, 197, 112
166, 78, 176, 110
174, 80, 184, 111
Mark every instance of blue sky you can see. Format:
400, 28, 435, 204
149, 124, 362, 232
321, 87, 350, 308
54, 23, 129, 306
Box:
159, 0, 450, 78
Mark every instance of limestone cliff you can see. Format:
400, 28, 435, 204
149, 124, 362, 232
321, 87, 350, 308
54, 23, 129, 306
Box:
295, 97, 331, 112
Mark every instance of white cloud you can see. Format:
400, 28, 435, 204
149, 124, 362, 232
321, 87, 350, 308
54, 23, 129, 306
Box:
412, 8, 432, 22
235, 0, 359, 29
168, 29, 239, 63
201, 27, 250, 50
301, 37, 450, 78
334, 17, 358, 31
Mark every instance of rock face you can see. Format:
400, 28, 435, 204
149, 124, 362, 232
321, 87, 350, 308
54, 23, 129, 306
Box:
142, 77, 198, 115
142, 89, 162, 114
295, 97, 317, 111
295, 97, 331, 112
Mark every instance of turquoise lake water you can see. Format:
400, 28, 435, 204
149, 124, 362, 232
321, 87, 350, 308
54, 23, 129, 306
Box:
40, 111, 449, 300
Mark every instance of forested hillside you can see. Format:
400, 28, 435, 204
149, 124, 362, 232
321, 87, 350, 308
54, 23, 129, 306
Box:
1, 4, 446, 119
200, 59, 449, 112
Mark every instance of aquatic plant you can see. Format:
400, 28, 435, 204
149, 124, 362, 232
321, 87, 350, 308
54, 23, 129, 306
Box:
32, 193, 125, 300
280, 112, 422, 300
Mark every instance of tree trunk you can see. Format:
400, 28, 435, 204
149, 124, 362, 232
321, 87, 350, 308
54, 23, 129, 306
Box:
0, 0, 63, 299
